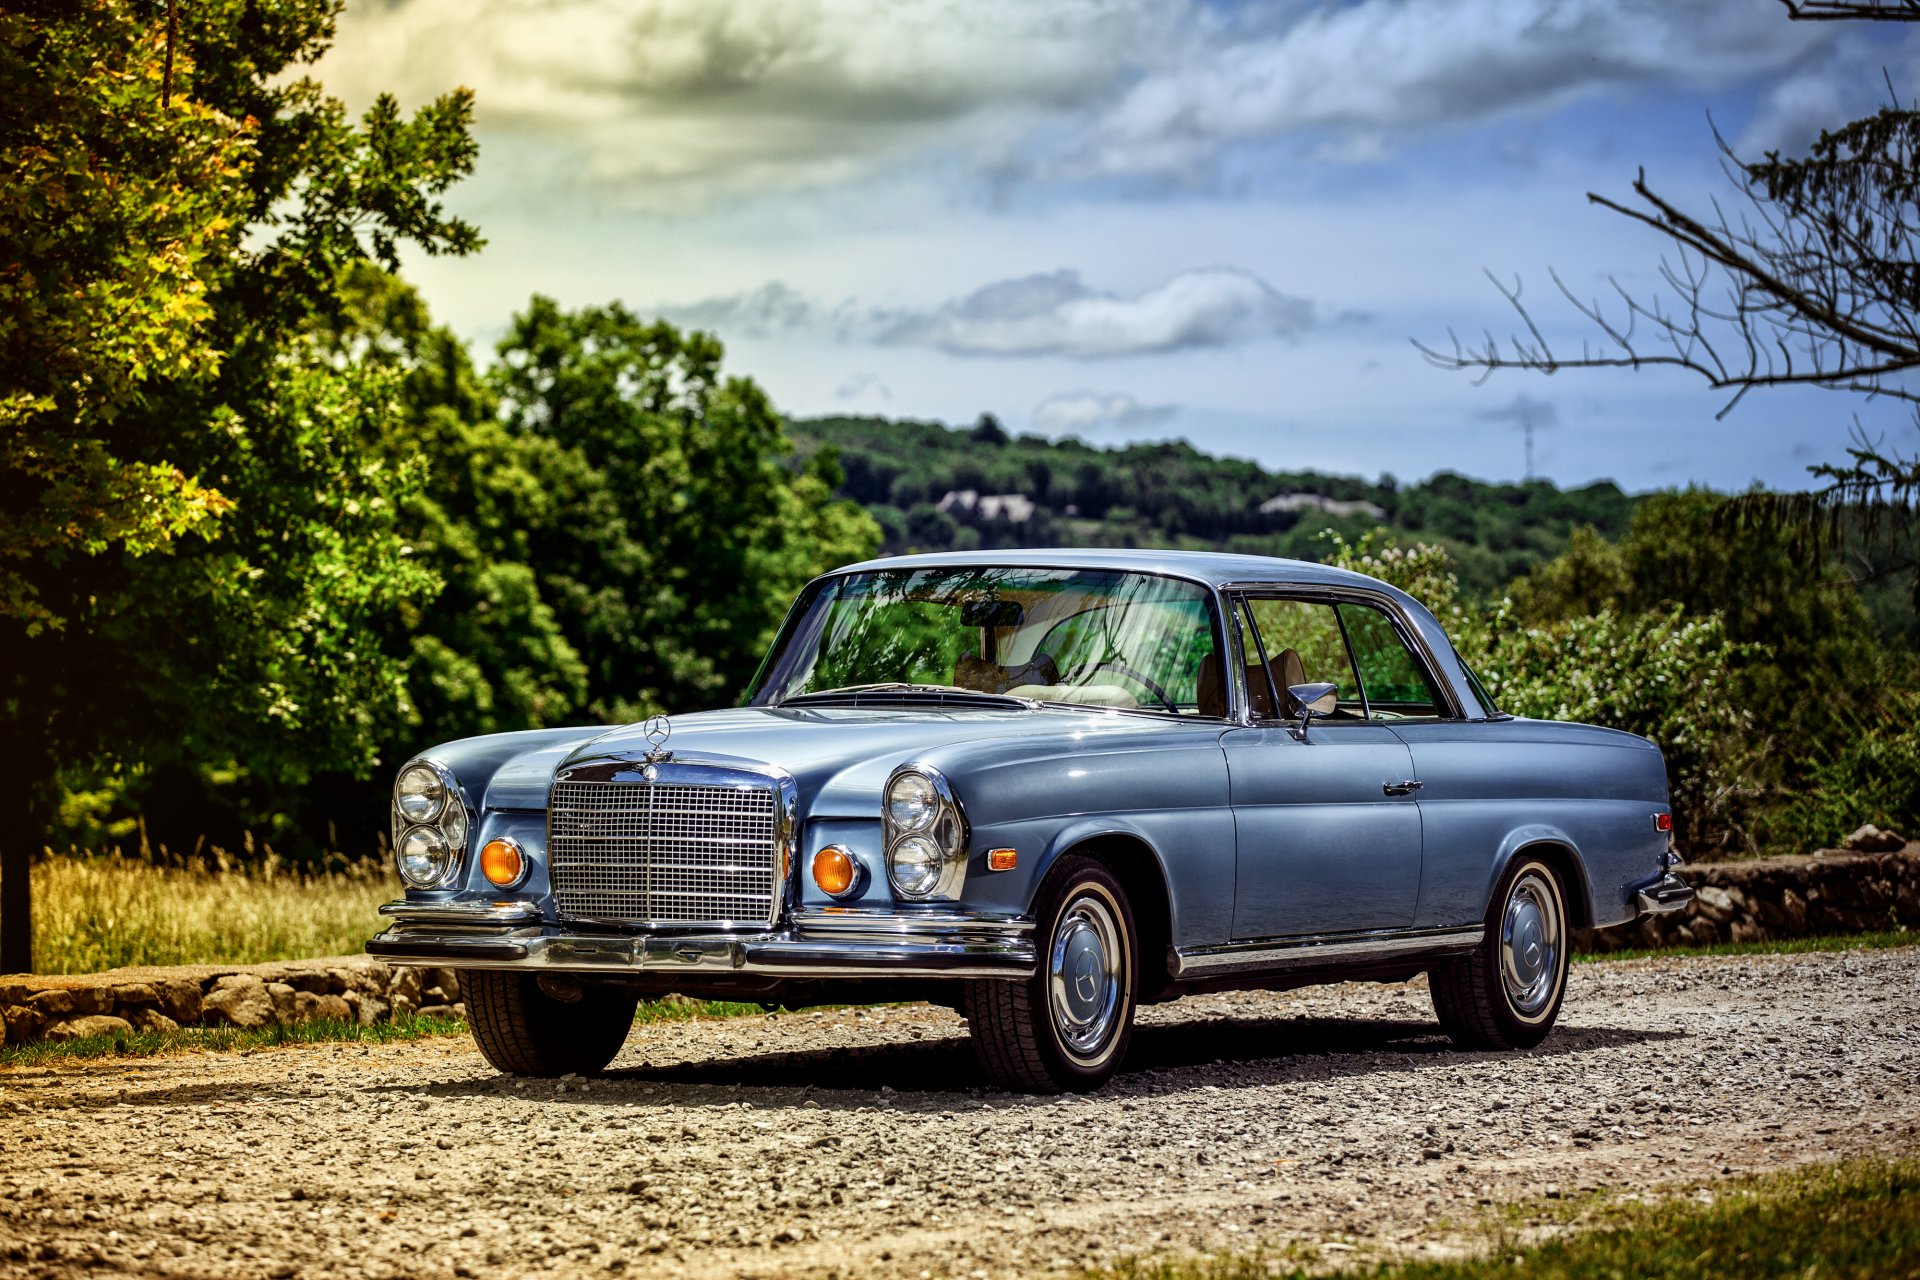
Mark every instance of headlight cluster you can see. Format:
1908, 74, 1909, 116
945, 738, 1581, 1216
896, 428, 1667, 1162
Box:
883, 766, 967, 900
392, 760, 467, 888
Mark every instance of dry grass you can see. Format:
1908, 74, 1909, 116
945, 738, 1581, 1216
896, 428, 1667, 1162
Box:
26, 850, 399, 975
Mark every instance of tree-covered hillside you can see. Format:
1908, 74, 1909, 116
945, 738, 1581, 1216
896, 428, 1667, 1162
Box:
791, 415, 1639, 596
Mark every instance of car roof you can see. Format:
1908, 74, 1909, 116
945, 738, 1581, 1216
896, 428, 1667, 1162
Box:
830, 547, 1384, 591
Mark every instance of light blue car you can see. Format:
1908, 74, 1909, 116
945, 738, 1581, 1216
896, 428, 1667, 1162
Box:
369, 550, 1692, 1092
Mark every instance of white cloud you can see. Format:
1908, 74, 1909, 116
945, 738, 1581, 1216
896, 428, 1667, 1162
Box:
1736, 33, 1918, 156
659, 267, 1313, 357
1031, 390, 1176, 434
1076, 0, 1822, 180
316, 0, 1185, 210
316, 0, 1864, 210
666, 282, 855, 339
881, 268, 1313, 357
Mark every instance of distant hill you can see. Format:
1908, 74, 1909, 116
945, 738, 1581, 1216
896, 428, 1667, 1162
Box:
789, 414, 1640, 596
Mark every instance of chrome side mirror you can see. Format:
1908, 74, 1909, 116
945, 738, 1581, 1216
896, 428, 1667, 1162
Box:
1287, 682, 1338, 742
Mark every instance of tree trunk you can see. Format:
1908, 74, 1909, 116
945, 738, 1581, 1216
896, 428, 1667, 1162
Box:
0, 843, 27, 975
0, 725, 53, 974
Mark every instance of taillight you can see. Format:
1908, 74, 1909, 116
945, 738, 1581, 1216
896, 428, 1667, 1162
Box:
1653, 812, 1672, 833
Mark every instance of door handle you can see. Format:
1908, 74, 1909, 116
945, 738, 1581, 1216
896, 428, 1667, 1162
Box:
1382, 780, 1424, 797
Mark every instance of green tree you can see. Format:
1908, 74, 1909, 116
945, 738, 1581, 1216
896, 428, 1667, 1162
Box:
490, 299, 881, 720
1, 0, 479, 970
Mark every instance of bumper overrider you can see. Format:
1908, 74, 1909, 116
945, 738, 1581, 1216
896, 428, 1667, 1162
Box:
1635, 871, 1695, 916
366, 901, 1037, 979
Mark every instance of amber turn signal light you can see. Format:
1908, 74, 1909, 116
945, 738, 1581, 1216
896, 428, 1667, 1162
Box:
480, 836, 526, 888
986, 848, 1017, 872
812, 845, 862, 899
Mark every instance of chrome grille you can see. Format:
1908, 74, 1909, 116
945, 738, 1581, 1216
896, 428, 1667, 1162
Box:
548, 780, 781, 927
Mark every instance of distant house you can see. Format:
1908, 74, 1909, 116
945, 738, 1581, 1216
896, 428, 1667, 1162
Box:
937, 490, 1036, 524
1257, 492, 1385, 520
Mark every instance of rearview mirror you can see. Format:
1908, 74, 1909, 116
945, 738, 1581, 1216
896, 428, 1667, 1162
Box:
1287, 682, 1338, 741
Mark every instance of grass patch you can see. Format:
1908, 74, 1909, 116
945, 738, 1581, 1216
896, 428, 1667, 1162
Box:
1101, 1156, 1920, 1280
1576, 927, 1916, 964
635, 995, 774, 1024
0, 1012, 469, 1069
25, 849, 398, 974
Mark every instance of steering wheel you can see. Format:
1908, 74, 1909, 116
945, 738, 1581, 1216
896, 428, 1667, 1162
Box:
1087, 659, 1178, 713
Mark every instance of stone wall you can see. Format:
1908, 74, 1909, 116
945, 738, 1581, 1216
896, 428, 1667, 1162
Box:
0, 958, 462, 1047
3, 844, 1915, 1046
1576, 843, 1919, 952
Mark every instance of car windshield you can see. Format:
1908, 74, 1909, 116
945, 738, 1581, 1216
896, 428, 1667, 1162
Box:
749, 567, 1227, 717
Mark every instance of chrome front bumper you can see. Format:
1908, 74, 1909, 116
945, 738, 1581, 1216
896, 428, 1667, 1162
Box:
366, 901, 1036, 979
1635, 872, 1695, 916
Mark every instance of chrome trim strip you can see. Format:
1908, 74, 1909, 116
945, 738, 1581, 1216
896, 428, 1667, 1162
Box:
366, 912, 1036, 979
1635, 872, 1694, 917
379, 899, 543, 925
791, 908, 1031, 937
1171, 926, 1484, 978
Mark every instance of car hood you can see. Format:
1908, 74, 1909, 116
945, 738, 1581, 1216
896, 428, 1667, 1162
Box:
475, 704, 1187, 817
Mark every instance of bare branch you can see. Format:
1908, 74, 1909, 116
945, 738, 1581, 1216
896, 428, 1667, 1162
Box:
1780, 0, 1920, 19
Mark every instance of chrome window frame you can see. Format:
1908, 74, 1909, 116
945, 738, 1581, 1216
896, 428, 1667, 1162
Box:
1218, 583, 1468, 726
748, 562, 1239, 724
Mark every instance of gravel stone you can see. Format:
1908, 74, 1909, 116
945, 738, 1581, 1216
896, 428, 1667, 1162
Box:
0, 948, 1916, 1280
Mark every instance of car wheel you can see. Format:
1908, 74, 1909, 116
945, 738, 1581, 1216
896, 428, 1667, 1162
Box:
463, 970, 639, 1076
1430, 855, 1570, 1050
963, 855, 1137, 1093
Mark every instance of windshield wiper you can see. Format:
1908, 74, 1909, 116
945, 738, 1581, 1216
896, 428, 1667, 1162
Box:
778, 682, 1037, 709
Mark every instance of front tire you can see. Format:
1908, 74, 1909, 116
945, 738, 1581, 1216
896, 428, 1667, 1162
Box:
1430, 855, 1570, 1050
463, 970, 638, 1076
963, 856, 1137, 1093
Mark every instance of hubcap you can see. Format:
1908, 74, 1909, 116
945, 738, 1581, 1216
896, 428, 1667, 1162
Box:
1500, 870, 1562, 1018
1048, 894, 1123, 1060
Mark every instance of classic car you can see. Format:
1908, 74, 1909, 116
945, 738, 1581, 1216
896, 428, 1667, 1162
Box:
368, 549, 1693, 1092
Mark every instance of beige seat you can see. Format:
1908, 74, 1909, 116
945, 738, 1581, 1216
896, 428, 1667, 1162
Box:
1241, 647, 1306, 719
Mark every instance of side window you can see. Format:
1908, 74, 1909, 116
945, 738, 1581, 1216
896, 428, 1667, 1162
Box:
1337, 604, 1447, 719
1240, 598, 1367, 721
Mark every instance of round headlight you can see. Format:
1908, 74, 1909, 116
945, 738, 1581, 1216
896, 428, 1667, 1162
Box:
886, 772, 939, 832
397, 825, 452, 888
440, 801, 468, 851
888, 835, 943, 898
396, 763, 446, 824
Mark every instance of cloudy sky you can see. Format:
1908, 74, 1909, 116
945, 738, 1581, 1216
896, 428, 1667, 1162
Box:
317, 0, 1920, 492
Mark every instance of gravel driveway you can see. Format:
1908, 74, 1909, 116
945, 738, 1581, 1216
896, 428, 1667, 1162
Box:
4, 947, 1917, 1280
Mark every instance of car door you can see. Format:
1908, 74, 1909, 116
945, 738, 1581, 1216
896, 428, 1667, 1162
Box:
1222, 594, 1424, 939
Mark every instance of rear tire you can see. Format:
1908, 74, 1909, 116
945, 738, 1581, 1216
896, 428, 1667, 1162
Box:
963, 856, 1137, 1093
1430, 855, 1570, 1050
463, 970, 638, 1076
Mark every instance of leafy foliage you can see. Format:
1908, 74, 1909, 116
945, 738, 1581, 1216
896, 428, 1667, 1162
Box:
1323, 532, 1759, 850
490, 299, 879, 721
793, 415, 1636, 597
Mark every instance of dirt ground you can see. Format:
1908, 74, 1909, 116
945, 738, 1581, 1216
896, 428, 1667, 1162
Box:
2, 946, 1916, 1280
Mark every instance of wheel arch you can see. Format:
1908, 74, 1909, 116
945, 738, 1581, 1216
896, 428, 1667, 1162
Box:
1035, 824, 1177, 1000
1491, 827, 1593, 931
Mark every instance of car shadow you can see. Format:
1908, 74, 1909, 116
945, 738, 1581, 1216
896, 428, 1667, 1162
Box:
400, 1014, 1688, 1110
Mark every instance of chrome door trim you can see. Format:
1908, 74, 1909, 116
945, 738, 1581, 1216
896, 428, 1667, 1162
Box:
1170, 925, 1483, 979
